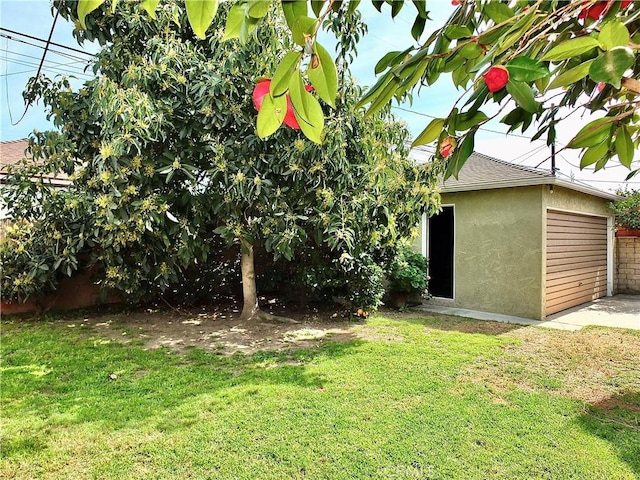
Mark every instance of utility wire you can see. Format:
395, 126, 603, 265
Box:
0, 34, 94, 63
11, 9, 61, 125
2, 55, 93, 77
1, 48, 91, 69
2, 57, 94, 79
0, 27, 94, 57
392, 105, 539, 140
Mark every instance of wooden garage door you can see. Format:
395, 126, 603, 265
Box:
546, 210, 608, 316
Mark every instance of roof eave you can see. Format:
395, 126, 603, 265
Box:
442, 176, 621, 201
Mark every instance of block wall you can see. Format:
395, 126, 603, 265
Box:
616, 237, 640, 294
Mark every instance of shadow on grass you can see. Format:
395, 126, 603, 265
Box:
578, 391, 640, 477
380, 309, 524, 336
1, 322, 364, 457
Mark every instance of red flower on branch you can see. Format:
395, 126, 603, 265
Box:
439, 136, 456, 158
252, 79, 271, 111
483, 66, 509, 93
578, 0, 632, 21
252, 80, 314, 131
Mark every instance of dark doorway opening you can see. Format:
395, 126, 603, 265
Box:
428, 206, 454, 298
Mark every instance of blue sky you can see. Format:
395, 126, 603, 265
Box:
0, 0, 636, 191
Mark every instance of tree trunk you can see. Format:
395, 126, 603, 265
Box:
238, 236, 296, 323
239, 237, 259, 320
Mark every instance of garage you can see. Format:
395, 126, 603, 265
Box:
545, 210, 609, 316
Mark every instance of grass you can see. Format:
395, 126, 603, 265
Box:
1, 312, 639, 479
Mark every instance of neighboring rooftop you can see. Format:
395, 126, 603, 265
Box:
410, 148, 620, 202
0, 138, 30, 171
0, 138, 70, 186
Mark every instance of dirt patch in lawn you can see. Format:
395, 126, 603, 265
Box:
67, 303, 362, 355
33, 305, 640, 408
463, 326, 640, 406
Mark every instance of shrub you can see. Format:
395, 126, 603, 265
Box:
387, 247, 429, 295
611, 190, 640, 229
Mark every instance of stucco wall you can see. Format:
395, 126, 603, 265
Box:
425, 186, 545, 319
616, 237, 640, 294
543, 185, 614, 217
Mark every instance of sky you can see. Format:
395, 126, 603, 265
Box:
1, 0, 638, 193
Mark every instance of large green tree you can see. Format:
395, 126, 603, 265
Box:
3, 1, 437, 318
76, 0, 640, 179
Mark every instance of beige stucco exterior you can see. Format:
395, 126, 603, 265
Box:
417, 184, 615, 320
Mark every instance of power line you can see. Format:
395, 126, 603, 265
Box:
0, 68, 37, 77
1, 48, 91, 69
392, 105, 539, 140
2, 57, 93, 79
0, 27, 94, 57
1, 52, 93, 77
11, 9, 61, 125
0, 34, 94, 63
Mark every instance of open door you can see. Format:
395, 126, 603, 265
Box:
428, 206, 454, 298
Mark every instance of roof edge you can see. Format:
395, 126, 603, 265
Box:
442, 176, 621, 201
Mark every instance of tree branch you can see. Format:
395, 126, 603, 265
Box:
622, 77, 640, 95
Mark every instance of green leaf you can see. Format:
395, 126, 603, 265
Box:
458, 43, 482, 60
77, 0, 105, 29
547, 60, 594, 90
588, 47, 634, 89
445, 25, 472, 40
598, 20, 630, 50
391, 0, 403, 18
365, 77, 400, 118
411, 15, 426, 41
411, 118, 445, 147
310, 0, 324, 17
185, 0, 219, 39
541, 37, 601, 62
271, 52, 301, 97
483, 2, 513, 23
289, 74, 324, 144
222, 4, 244, 41
374, 49, 410, 75
506, 81, 537, 113
166, 210, 179, 223
615, 126, 634, 168
355, 72, 393, 110
412, 0, 427, 18
580, 142, 609, 169
307, 42, 338, 108
282, 1, 314, 46
139, 0, 159, 18
256, 94, 287, 139
445, 129, 476, 180
347, 0, 361, 16
506, 57, 550, 82
247, 0, 270, 19
568, 118, 614, 149
455, 111, 488, 131
239, 13, 260, 43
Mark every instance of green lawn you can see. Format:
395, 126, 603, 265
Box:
2, 312, 639, 479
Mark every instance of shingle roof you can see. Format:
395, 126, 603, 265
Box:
441, 152, 555, 192
409, 147, 619, 202
0, 138, 70, 186
0, 138, 30, 171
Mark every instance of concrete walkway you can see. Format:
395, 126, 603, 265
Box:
416, 294, 640, 331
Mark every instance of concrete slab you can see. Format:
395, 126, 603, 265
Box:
416, 294, 640, 331
544, 294, 640, 330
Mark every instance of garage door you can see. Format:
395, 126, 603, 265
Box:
546, 210, 608, 316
